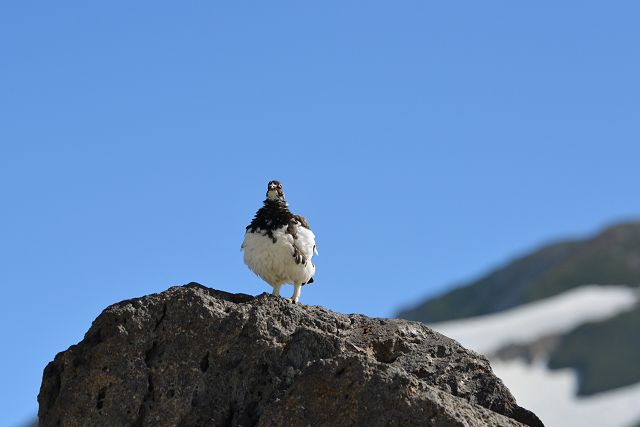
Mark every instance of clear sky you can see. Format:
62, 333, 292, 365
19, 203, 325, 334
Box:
2, 2, 640, 425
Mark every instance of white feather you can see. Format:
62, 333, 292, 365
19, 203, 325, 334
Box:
241, 225, 316, 290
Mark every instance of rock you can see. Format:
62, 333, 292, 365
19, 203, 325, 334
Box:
38, 283, 543, 427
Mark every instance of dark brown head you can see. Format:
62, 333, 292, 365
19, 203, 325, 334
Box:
266, 180, 285, 201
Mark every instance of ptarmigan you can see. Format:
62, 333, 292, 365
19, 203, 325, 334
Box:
241, 180, 317, 303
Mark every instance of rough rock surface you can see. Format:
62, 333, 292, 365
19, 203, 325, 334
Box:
38, 283, 544, 427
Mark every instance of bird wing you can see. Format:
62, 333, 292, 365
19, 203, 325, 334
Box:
289, 215, 318, 255
287, 219, 317, 262
293, 225, 316, 260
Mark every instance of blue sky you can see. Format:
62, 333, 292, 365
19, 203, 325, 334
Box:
2, 2, 640, 425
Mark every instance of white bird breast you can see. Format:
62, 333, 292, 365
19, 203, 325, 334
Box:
241, 224, 316, 288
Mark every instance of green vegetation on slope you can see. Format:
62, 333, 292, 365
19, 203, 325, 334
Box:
547, 303, 640, 396
399, 222, 640, 323
529, 223, 640, 301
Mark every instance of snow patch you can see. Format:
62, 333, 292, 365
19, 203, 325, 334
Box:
429, 285, 637, 354
492, 359, 640, 427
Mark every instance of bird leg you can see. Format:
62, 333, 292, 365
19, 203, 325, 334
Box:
292, 284, 302, 304
272, 284, 282, 297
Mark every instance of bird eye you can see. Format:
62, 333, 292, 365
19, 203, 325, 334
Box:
278, 184, 282, 188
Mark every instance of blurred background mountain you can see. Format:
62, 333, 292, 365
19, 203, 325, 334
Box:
399, 222, 640, 427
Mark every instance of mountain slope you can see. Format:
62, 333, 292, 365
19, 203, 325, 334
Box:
490, 359, 640, 427
426, 285, 637, 355
399, 222, 640, 323
421, 284, 640, 427
547, 302, 640, 396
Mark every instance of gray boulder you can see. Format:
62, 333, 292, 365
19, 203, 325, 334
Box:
38, 283, 543, 427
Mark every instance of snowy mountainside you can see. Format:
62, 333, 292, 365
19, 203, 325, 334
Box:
430, 285, 637, 354
491, 360, 640, 427
428, 285, 640, 427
